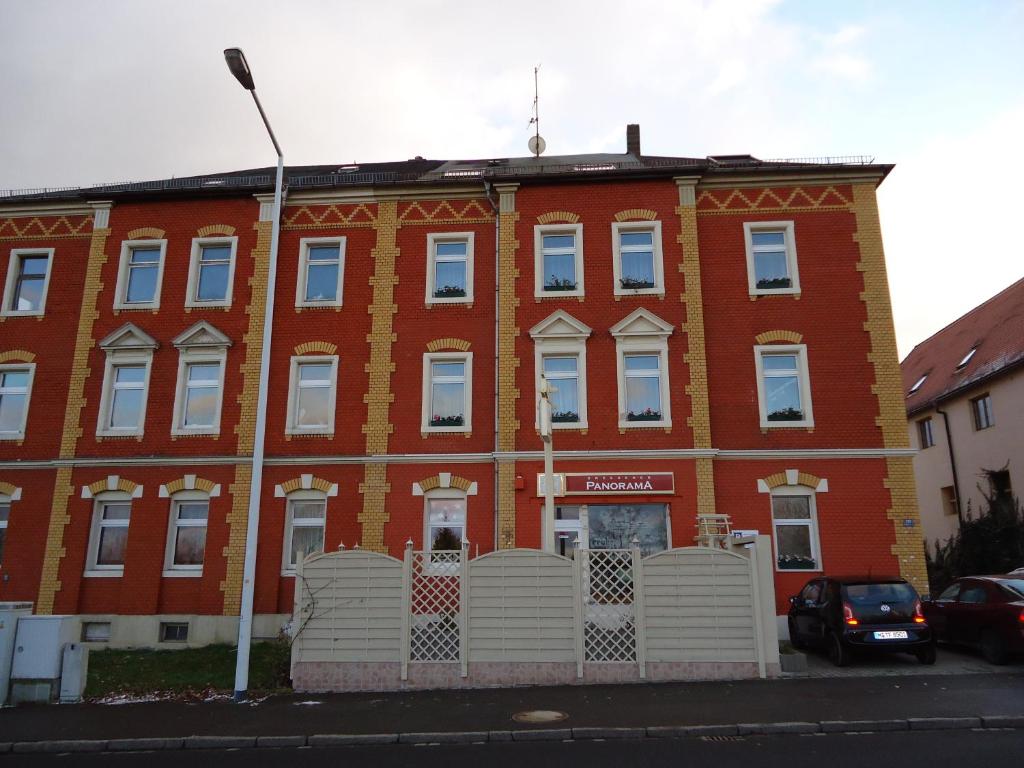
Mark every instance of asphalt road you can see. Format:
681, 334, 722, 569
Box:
6, 730, 1024, 767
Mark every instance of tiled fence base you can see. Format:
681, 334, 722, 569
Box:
293, 661, 776, 692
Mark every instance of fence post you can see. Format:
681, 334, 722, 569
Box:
290, 554, 305, 675
747, 539, 766, 679
631, 539, 647, 680
459, 539, 470, 678
572, 546, 585, 679
400, 539, 413, 681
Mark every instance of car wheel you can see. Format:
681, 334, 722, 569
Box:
915, 644, 937, 665
827, 631, 851, 667
980, 630, 1009, 665
788, 618, 806, 650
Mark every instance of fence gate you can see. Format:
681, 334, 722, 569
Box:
401, 546, 467, 679
579, 548, 643, 671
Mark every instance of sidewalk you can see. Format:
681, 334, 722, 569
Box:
2, 672, 1023, 747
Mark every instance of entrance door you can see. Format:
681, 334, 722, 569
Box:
553, 505, 586, 558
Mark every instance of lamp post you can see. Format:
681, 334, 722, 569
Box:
539, 376, 555, 553
224, 47, 283, 702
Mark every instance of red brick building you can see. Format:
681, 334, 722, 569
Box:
0, 127, 924, 646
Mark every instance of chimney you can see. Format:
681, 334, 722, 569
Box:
626, 124, 641, 157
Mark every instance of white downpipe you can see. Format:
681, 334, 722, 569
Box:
233, 137, 283, 700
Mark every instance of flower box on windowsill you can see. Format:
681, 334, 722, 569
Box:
430, 415, 464, 427
778, 555, 817, 570
544, 278, 577, 292
433, 286, 466, 299
767, 408, 804, 422
627, 409, 663, 422
756, 277, 792, 289
620, 277, 655, 290
551, 411, 579, 423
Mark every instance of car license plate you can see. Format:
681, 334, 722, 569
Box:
873, 631, 908, 640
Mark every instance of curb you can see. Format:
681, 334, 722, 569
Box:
6, 715, 1021, 753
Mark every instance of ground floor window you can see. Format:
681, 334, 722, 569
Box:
425, 496, 466, 551
284, 497, 326, 571
550, 503, 669, 557
771, 490, 820, 571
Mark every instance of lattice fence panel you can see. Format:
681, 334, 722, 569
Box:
582, 549, 637, 662
409, 550, 461, 662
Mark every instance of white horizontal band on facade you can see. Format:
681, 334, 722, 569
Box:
0, 446, 917, 471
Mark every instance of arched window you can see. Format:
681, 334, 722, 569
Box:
423, 489, 466, 552
283, 490, 327, 573
771, 486, 821, 572
86, 492, 132, 576
163, 490, 210, 576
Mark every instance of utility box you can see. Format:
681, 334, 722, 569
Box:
0, 602, 34, 705
59, 643, 90, 703
10, 615, 80, 704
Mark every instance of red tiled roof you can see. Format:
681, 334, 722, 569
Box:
901, 276, 1024, 416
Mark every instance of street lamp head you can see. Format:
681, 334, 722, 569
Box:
224, 48, 255, 90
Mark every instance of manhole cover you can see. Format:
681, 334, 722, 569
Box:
512, 710, 569, 723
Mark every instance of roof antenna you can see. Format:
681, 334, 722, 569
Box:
528, 64, 546, 158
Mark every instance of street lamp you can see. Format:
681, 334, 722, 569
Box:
224, 47, 283, 703
539, 376, 555, 553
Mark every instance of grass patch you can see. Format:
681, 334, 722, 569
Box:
85, 642, 291, 699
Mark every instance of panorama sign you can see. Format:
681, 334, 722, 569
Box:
564, 472, 674, 495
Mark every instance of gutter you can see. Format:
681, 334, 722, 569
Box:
483, 180, 501, 551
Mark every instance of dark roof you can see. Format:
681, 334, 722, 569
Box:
0, 149, 890, 205
902, 276, 1024, 416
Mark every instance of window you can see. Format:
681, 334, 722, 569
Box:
96, 324, 157, 437
426, 233, 474, 304
956, 347, 977, 369
989, 469, 1012, 498
588, 504, 669, 556
941, 485, 958, 517
543, 356, 581, 424
612, 222, 664, 295
296, 237, 345, 307
743, 221, 799, 295
959, 584, 988, 604
908, 374, 927, 395
771, 490, 820, 571
0, 499, 8, 564
610, 308, 674, 429
81, 622, 111, 642
160, 622, 189, 643
422, 353, 472, 432
2, 249, 53, 316
287, 356, 338, 434
755, 345, 814, 428
283, 497, 326, 571
164, 497, 208, 574
530, 310, 592, 430
971, 394, 993, 430
0, 365, 34, 440
186, 237, 238, 307
534, 224, 584, 297
87, 499, 131, 574
171, 322, 231, 436
425, 495, 466, 552
935, 583, 960, 602
114, 240, 167, 309
917, 418, 934, 448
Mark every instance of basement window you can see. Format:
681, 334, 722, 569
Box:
82, 622, 112, 642
160, 622, 189, 643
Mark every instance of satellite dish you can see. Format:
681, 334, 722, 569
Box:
528, 134, 546, 156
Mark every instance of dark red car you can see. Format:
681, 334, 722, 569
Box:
922, 575, 1024, 664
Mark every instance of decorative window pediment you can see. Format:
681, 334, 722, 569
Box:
529, 310, 593, 341
609, 308, 674, 339
99, 323, 159, 353
172, 321, 232, 350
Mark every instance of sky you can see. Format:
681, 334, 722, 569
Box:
1, 0, 1022, 358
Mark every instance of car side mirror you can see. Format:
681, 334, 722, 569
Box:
789, 595, 799, 606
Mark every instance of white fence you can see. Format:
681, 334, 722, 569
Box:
291, 538, 779, 691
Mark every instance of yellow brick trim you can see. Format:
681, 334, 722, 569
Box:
283, 202, 377, 229
0, 215, 92, 240
696, 457, 716, 517
0, 481, 17, 496
614, 208, 657, 222
234, 220, 272, 452
415, 474, 474, 493
87, 477, 139, 496
197, 224, 236, 237
0, 349, 36, 364
763, 471, 788, 490
676, 189, 712, 449
37, 223, 111, 614
696, 185, 853, 214
426, 338, 471, 352
126, 227, 165, 240
536, 211, 580, 225
497, 462, 517, 549
294, 341, 338, 356
797, 472, 823, 489
278, 476, 335, 495
754, 330, 803, 345
884, 456, 928, 593
398, 199, 493, 225
221, 464, 251, 615
357, 463, 390, 553
163, 476, 218, 495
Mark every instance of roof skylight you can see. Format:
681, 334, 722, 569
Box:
908, 375, 927, 394
955, 348, 977, 369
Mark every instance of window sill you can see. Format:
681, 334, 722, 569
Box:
761, 420, 815, 430
535, 293, 585, 302
184, 300, 232, 310
113, 304, 160, 312
426, 297, 474, 307
0, 309, 45, 318
421, 429, 472, 438
749, 291, 801, 301
295, 303, 343, 311
96, 431, 144, 441
84, 570, 124, 578
0, 433, 27, 441
162, 569, 203, 578
285, 430, 335, 440
619, 420, 671, 430
613, 288, 665, 298
171, 430, 221, 439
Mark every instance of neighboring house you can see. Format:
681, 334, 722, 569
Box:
902, 276, 1024, 546
0, 125, 922, 648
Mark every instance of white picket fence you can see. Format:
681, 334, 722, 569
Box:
291, 538, 779, 690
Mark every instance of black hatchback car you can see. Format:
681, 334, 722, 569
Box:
788, 576, 935, 666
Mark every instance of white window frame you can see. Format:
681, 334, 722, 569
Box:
617, 349, 671, 428
423, 489, 467, 553
770, 487, 822, 573
295, 237, 346, 308
0, 363, 35, 441
172, 351, 227, 436
114, 239, 168, 310
534, 223, 584, 298
85, 494, 131, 577
743, 221, 800, 296
0, 494, 10, 566
96, 356, 153, 437
971, 393, 994, 430
282, 490, 327, 574
163, 491, 209, 576
538, 351, 587, 430
611, 221, 664, 296
422, 352, 473, 433
2, 248, 54, 317
185, 236, 239, 308
754, 344, 814, 429
425, 232, 474, 305
917, 417, 934, 449
286, 355, 339, 435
